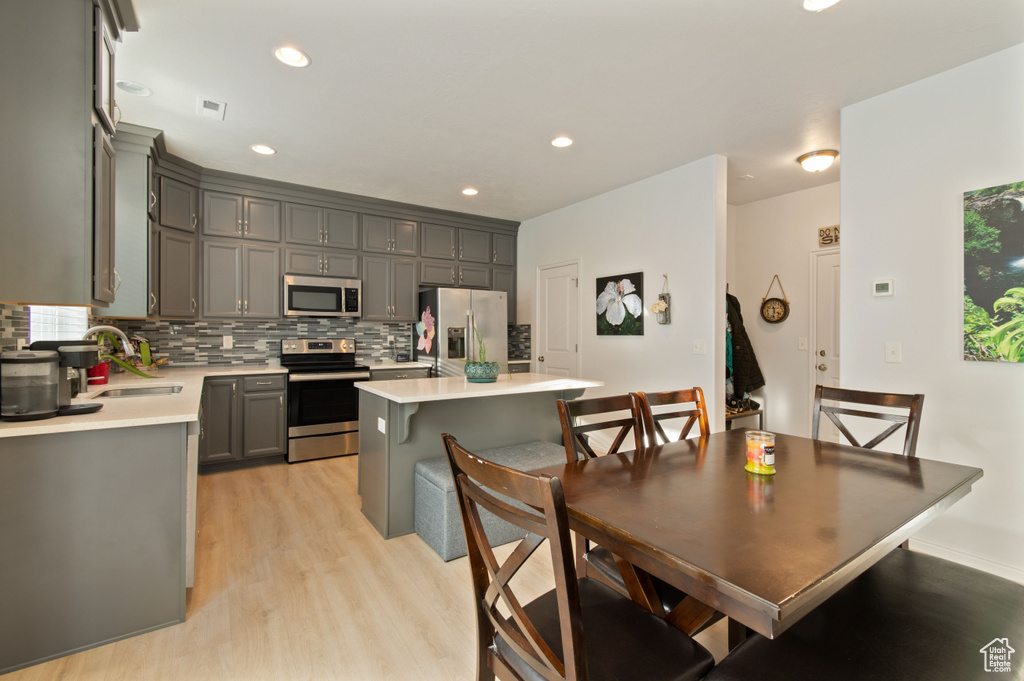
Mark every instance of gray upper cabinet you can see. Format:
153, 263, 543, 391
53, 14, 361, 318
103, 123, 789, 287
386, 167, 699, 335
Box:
458, 264, 491, 289
492, 233, 515, 267
459, 229, 491, 264
284, 203, 323, 245
492, 267, 516, 324
203, 191, 280, 242
325, 209, 359, 250
159, 177, 198, 233
0, 0, 136, 306
284, 247, 359, 278
420, 260, 457, 287
285, 204, 359, 274
93, 126, 116, 304
421, 223, 456, 260
202, 240, 280, 319
362, 215, 418, 256
362, 256, 417, 322
159, 230, 197, 319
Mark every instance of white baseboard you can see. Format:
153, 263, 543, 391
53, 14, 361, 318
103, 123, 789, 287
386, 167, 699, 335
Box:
909, 537, 1024, 585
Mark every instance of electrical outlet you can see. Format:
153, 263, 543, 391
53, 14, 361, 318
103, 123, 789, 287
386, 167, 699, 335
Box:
223, 335, 233, 350
885, 341, 902, 363
693, 339, 707, 355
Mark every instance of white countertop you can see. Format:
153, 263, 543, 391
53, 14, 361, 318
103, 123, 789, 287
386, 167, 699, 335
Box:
356, 372, 602, 404
0, 365, 286, 438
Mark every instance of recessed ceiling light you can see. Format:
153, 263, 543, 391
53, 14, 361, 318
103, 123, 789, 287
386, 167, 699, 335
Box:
115, 79, 152, 96
551, 137, 573, 148
251, 144, 276, 155
274, 46, 311, 68
797, 149, 838, 172
802, 0, 842, 12
462, 188, 479, 196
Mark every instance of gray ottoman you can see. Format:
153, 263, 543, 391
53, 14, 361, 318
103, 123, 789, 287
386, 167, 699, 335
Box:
414, 440, 567, 561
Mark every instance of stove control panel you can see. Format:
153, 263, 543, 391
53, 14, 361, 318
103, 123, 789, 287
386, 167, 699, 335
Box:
281, 338, 356, 355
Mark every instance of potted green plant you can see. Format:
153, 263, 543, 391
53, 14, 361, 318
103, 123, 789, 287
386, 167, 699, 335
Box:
463, 323, 506, 383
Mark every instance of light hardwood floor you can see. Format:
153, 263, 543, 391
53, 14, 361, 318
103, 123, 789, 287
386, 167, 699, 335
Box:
4, 455, 726, 680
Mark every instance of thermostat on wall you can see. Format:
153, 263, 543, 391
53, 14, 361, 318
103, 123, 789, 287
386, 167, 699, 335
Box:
873, 279, 895, 297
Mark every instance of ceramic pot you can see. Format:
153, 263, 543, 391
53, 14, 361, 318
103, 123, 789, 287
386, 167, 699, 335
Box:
464, 361, 500, 383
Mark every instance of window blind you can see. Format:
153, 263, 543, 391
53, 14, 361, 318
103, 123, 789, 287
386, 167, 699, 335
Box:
29, 306, 90, 343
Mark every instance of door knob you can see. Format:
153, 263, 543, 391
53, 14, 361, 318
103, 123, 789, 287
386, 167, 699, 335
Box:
538, 356, 545, 362
817, 364, 828, 371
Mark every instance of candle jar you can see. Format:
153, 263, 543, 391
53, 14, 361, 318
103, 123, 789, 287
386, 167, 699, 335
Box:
745, 430, 776, 476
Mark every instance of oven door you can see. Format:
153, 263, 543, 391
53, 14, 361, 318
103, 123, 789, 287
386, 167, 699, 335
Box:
287, 372, 369, 435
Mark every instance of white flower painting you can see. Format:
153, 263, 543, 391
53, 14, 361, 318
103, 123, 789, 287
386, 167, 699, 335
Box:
596, 272, 644, 336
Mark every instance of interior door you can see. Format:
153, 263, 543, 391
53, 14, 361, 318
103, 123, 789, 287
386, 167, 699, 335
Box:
814, 249, 841, 441
536, 261, 579, 377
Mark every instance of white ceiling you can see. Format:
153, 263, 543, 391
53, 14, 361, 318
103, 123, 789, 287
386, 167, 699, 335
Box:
115, 0, 1024, 222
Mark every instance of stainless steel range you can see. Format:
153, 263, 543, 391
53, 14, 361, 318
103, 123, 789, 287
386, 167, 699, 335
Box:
280, 338, 369, 462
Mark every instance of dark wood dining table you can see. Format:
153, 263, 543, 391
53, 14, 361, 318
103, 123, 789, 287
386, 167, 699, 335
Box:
531, 429, 984, 641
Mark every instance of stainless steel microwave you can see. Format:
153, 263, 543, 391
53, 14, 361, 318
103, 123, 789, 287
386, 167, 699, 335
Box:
283, 275, 361, 318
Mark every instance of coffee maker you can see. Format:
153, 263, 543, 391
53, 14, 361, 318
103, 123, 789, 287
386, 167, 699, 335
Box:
26, 340, 104, 416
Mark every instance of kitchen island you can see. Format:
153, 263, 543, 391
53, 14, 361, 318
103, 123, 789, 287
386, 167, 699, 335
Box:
356, 372, 602, 538
0, 365, 284, 674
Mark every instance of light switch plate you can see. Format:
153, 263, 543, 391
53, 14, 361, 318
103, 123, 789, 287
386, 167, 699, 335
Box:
693, 339, 707, 355
377, 417, 386, 434
885, 341, 902, 363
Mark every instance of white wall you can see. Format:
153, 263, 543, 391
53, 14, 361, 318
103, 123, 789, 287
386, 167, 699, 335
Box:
518, 155, 728, 430
728, 183, 840, 437
841, 43, 1024, 580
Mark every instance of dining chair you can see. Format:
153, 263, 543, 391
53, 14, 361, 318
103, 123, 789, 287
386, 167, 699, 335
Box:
441, 433, 715, 681
556, 394, 644, 462
556, 395, 718, 635
635, 387, 710, 445
812, 385, 924, 457
703, 547, 1024, 681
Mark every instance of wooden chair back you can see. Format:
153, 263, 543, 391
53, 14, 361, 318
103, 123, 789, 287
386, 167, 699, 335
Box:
556, 394, 644, 463
635, 387, 710, 445
441, 433, 587, 681
812, 385, 924, 457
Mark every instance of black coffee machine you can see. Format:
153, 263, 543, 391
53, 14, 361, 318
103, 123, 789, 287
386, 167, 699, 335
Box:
27, 340, 104, 416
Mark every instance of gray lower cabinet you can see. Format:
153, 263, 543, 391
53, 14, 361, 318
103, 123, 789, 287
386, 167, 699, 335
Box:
362, 256, 417, 322
159, 229, 198, 318
202, 240, 281, 319
492, 267, 516, 324
159, 176, 198, 233
200, 374, 286, 465
284, 247, 359, 278
203, 191, 281, 242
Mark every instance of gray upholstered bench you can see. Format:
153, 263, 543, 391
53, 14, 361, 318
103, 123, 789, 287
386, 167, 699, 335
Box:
414, 440, 567, 561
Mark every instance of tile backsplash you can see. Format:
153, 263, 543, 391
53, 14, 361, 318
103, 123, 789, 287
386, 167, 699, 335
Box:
1, 303, 532, 365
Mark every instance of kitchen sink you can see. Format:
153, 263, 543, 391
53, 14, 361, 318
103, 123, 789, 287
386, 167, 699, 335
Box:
93, 385, 184, 398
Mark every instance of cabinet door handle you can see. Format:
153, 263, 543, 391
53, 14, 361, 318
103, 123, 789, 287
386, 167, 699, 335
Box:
244, 300, 249, 314
323, 229, 328, 244
149, 191, 157, 211
237, 299, 242, 313
243, 220, 249, 236
237, 219, 242, 234
459, 271, 464, 283
451, 271, 455, 283
150, 292, 157, 313
256, 381, 272, 385
324, 258, 329, 272
192, 214, 198, 229
279, 395, 283, 409
493, 250, 497, 262
451, 246, 455, 258
191, 298, 196, 312
459, 247, 464, 258
112, 269, 121, 291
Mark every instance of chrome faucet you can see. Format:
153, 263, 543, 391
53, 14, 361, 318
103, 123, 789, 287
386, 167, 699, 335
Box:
83, 325, 137, 357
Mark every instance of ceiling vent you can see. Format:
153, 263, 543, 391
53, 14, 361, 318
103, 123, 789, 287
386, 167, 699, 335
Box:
196, 97, 227, 121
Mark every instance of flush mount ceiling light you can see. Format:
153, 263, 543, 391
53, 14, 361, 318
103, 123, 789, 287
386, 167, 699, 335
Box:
115, 79, 152, 96
274, 46, 311, 68
797, 149, 838, 172
802, 0, 842, 11
551, 136, 573, 148
462, 188, 479, 196
251, 144, 276, 155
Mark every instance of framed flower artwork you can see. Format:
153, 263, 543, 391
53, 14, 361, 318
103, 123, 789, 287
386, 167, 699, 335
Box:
596, 272, 644, 336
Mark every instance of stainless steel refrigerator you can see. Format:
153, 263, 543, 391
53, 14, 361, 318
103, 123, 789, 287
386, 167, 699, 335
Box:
413, 288, 508, 377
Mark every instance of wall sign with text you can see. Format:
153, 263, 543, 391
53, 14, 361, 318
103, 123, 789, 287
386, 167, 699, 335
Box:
818, 225, 840, 247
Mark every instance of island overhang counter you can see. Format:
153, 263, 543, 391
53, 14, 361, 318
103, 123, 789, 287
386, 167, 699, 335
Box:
356, 372, 602, 538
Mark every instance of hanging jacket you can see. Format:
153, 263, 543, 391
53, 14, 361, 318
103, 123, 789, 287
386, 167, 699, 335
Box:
727, 293, 765, 395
